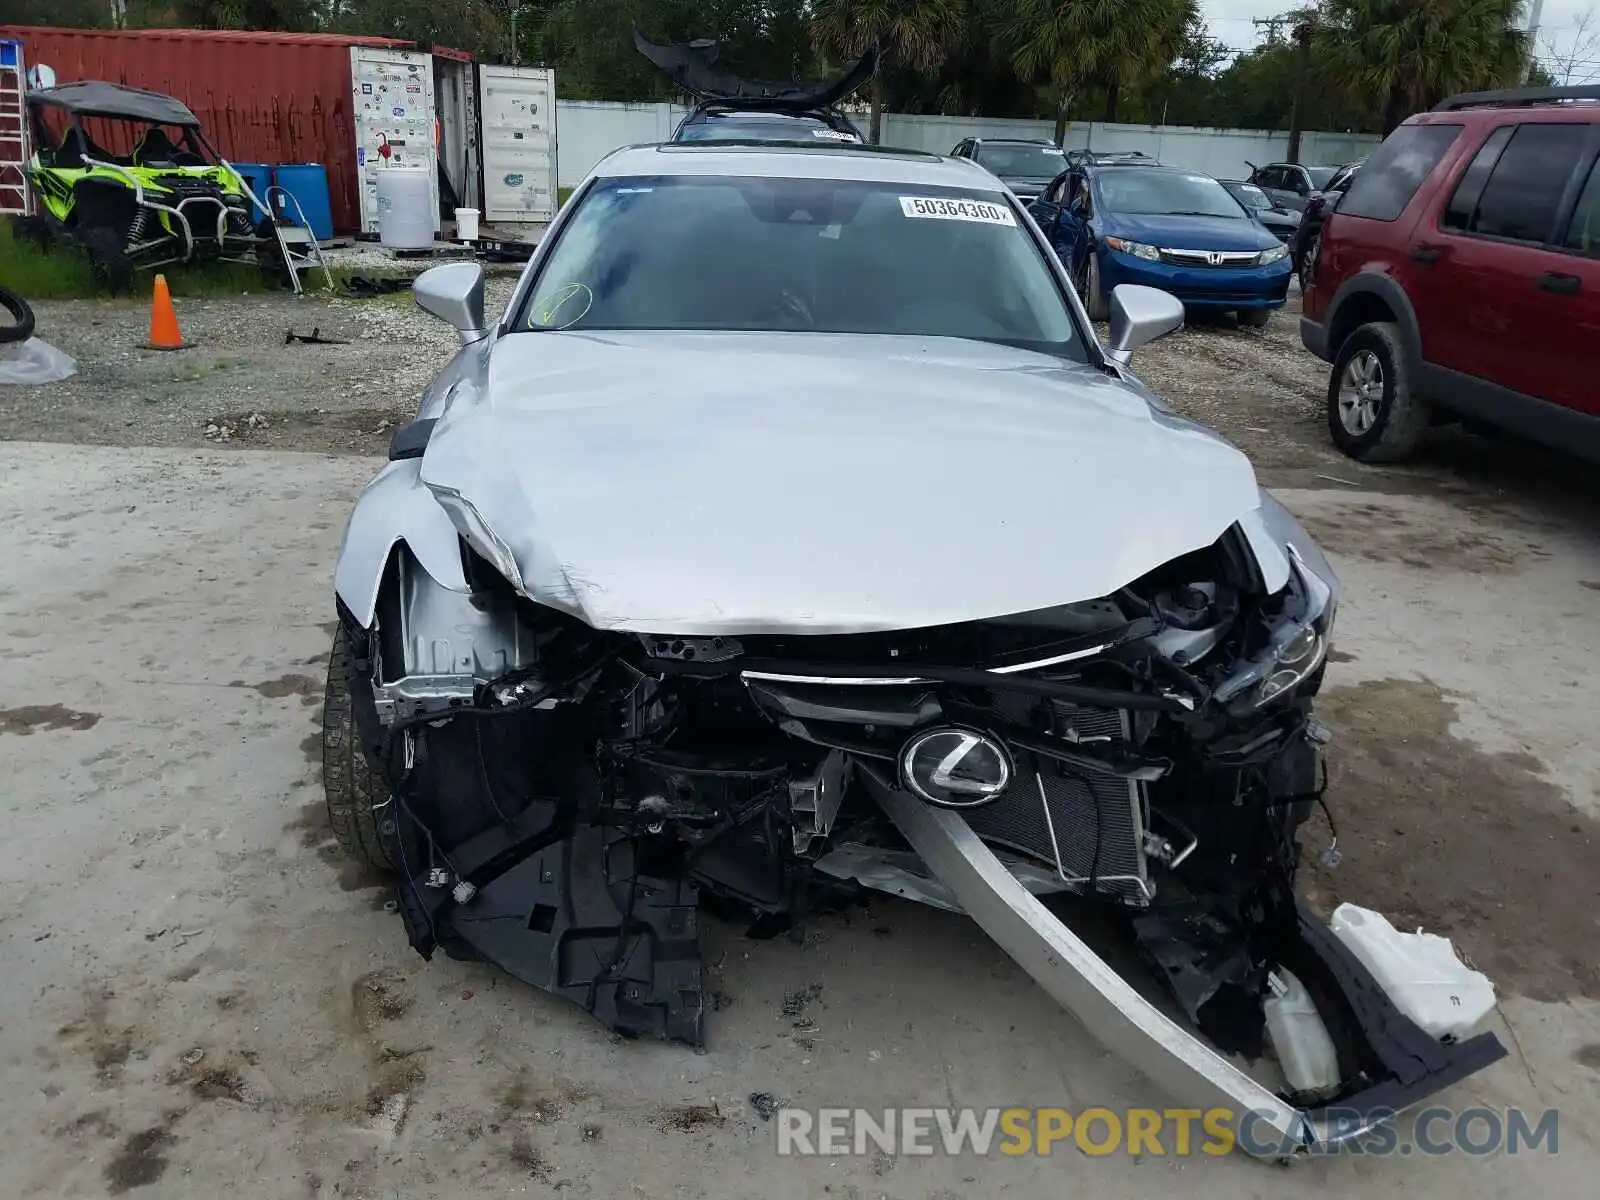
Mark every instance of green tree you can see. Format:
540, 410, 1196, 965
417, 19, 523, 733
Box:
327, 0, 514, 59
1320, 0, 1531, 133
812, 0, 965, 143
996, 0, 1195, 143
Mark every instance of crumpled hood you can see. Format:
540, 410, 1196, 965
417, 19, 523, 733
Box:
419, 330, 1263, 635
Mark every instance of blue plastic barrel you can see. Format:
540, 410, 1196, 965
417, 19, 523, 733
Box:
231, 162, 272, 207
271, 163, 335, 241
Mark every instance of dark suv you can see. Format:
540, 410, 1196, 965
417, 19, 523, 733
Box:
1301, 85, 1600, 463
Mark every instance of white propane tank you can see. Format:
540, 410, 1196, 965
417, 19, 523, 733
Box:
1329, 903, 1497, 1040
376, 165, 435, 250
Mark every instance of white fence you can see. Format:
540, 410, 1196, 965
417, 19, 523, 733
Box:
553, 100, 1381, 187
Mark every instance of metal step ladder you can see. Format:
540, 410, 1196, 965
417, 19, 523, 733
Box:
0, 40, 33, 219
262, 184, 335, 295
227, 162, 335, 296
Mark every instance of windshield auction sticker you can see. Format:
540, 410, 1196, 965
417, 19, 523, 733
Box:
899, 196, 1017, 225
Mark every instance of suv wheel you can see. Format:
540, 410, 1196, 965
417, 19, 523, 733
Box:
1326, 322, 1430, 462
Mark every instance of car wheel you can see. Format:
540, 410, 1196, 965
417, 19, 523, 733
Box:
1326, 321, 1429, 463
1081, 250, 1110, 321
322, 628, 395, 871
1238, 308, 1272, 329
79, 225, 134, 294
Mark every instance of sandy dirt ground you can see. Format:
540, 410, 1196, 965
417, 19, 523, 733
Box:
2, 285, 1599, 1198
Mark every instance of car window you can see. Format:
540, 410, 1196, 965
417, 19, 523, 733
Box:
1306, 167, 1337, 189
974, 143, 1067, 177
1453, 123, 1590, 243
1041, 171, 1069, 204
678, 112, 856, 143
1340, 123, 1463, 221
1560, 155, 1600, 255
1229, 183, 1271, 210
518, 175, 1084, 359
1094, 168, 1243, 218
1442, 126, 1513, 232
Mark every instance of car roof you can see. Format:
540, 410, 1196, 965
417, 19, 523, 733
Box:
592, 142, 998, 189
973, 138, 1056, 146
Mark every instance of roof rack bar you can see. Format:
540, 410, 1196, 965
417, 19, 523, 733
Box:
1433, 84, 1600, 111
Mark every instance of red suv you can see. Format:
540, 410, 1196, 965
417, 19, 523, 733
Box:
1301, 85, 1600, 462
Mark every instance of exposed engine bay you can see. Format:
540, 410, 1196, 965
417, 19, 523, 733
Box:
331, 513, 1504, 1148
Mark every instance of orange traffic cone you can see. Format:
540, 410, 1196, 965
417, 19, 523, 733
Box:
145, 274, 191, 351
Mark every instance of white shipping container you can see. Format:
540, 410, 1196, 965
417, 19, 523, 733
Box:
351, 45, 439, 236
478, 64, 558, 231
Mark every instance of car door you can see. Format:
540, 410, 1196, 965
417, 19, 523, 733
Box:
1255, 166, 1290, 209
1277, 166, 1314, 212
1533, 140, 1600, 414
1027, 172, 1073, 260
1414, 120, 1595, 403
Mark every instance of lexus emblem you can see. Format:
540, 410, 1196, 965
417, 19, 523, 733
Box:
900, 727, 1013, 808
1206, 251, 1225, 265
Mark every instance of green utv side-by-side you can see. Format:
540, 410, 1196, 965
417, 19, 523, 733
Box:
16, 81, 290, 291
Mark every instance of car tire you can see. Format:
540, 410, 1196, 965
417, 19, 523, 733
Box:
1326, 321, 1429, 463
1238, 308, 1272, 329
80, 225, 134, 295
1081, 250, 1110, 322
322, 628, 395, 871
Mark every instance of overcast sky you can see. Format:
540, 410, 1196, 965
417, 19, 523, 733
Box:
1198, 0, 1600, 80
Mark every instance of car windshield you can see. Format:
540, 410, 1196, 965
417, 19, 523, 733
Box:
678, 113, 856, 143
520, 174, 1082, 357
1227, 183, 1271, 209
1307, 167, 1338, 189
975, 143, 1067, 177
1095, 168, 1243, 218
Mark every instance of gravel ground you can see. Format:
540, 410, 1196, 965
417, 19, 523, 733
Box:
0, 277, 519, 456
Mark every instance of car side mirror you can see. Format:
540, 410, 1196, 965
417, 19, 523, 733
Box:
414, 262, 487, 345
1106, 285, 1184, 366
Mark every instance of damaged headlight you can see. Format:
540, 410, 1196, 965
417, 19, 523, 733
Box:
1213, 553, 1334, 711
430, 487, 526, 593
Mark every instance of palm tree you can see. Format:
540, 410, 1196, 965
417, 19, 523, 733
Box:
996, 0, 1196, 144
1320, 0, 1531, 133
812, 0, 965, 143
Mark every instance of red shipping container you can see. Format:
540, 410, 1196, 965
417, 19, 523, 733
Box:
0, 26, 425, 234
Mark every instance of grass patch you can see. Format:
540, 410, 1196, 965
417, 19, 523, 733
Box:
0, 218, 284, 300
558, 186, 574, 208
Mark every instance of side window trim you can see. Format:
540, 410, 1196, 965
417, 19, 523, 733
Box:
1550, 124, 1600, 255
1438, 121, 1598, 249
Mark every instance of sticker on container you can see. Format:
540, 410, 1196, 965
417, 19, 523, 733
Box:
362, 83, 373, 94
357, 147, 366, 165
898, 196, 1016, 225
505, 173, 524, 186
392, 107, 406, 117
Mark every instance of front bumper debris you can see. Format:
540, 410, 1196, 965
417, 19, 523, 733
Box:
862, 766, 1506, 1157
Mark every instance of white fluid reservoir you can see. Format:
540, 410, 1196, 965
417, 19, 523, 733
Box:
376, 165, 435, 250
1263, 968, 1340, 1097
1329, 903, 1496, 1040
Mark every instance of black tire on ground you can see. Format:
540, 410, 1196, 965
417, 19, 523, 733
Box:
79, 225, 135, 294
0, 285, 35, 344
322, 629, 395, 871
1082, 250, 1110, 322
1238, 308, 1272, 329
1326, 321, 1430, 463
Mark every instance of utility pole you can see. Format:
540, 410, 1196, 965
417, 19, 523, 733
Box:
1521, 0, 1547, 85
1256, 12, 1316, 165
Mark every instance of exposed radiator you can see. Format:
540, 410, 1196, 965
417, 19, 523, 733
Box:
959, 705, 1151, 904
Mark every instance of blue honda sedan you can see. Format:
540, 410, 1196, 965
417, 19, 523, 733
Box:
1027, 163, 1291, 328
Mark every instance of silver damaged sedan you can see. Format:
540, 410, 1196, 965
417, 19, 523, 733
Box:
324, 141, 1503, 1155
